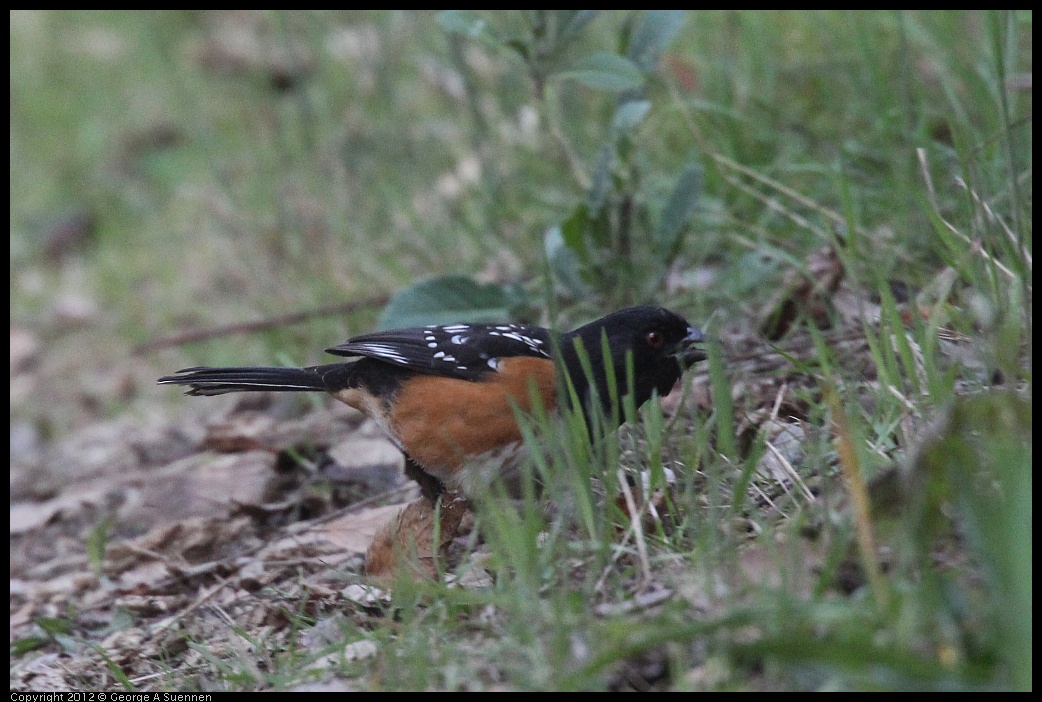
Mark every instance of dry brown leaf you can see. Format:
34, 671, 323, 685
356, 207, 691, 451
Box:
327, 436, 403, 473
259, 527, 364, 565
341, 582, 392, 610
106, 515, 254, 576
202, 411, 278, 452
9, 485, 111, 536
11, 652, 72, 692
126, 450, 276, 527
318, 503, 408, 555
364, 493, 471, 581
203, 406, 366, 455
758, 244, 844, 340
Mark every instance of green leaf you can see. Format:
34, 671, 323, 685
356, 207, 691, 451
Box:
562, 199, 613, 258
34, 616, 73, 637
503, 38, 530, 61
437, 10, 503, 51
378, 275, 511, 329
437, 10, 491, 39
654, 162, 701, 261
555, 52, 645, 92
560, 204, 591, 261
611, 99, 652, 135
558, 10, 601, 44
10, 635, 48, 656
627, 10, 687, 72
545, 226, 588, 299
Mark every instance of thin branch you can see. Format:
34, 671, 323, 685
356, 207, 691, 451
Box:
135, 294, 390, 354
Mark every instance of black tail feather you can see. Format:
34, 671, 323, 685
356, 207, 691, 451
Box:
158, 365, 338, 396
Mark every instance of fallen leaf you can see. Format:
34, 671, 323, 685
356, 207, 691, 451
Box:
364, 493, 471, 580
319, 503, 408, 555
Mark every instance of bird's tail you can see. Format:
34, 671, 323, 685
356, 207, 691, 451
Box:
158, 364, 350, 396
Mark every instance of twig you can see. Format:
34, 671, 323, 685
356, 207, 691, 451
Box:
153, 578, 230, 633
134, 294, 390, 354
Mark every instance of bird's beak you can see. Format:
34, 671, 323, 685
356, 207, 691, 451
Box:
676, 327, 707, 367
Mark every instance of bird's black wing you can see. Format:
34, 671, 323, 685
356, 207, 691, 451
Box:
325, 322, 554, 382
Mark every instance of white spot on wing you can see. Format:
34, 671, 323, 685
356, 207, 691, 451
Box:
353, 343, 409, 364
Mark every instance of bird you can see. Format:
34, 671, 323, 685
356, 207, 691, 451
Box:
158, 305, 706, 502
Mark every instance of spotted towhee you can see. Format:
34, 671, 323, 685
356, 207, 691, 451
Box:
158, 305, 706, 502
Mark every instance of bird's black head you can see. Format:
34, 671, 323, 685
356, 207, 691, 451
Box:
559, 306, 706, 428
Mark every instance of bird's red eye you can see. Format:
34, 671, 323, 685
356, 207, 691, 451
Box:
646, 331, 664, 349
